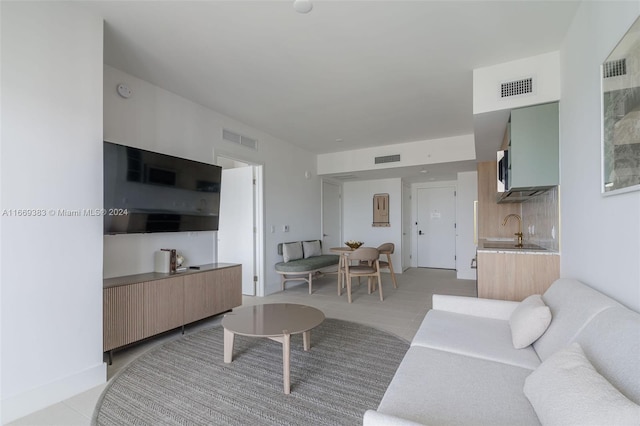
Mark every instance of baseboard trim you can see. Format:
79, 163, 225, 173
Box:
2, 362, 107, 424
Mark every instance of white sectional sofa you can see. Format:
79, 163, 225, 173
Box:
364, 278, 640, 425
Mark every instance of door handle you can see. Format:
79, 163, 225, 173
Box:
323, 234, 328, 237
418, 230, 424, 235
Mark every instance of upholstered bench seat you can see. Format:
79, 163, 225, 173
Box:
275, 255, 340, 273
275, 240, 340, 294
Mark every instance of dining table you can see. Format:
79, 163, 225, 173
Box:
329, 246, 358, 295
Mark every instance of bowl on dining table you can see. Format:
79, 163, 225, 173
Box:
345, 241, 364, 250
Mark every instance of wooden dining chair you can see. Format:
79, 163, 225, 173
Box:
344, 247, 383, 303
337, 250, 348, 296
377, 243, 398, 289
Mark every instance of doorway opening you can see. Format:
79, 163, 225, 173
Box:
321, 180, 341, 253
216, 155, 264, 296
416, 186, 457, 270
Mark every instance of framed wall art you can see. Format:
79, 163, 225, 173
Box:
373, 193, 390, 227
601, 16, 640, 195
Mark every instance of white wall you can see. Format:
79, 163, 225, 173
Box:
317, 134, 475, 175
456, 171, 478, 280
103, 232, 217, 278
0, 3, 106, 422
342, 179, 403, 274
103, 67, 218, 278
473, 51, 561, 114
342, 174, 477, 280
560, 1, 640, 311
103, 66, 321, 294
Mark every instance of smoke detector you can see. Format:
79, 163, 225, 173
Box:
293, 0, 313, 14
116, 83, 132, 99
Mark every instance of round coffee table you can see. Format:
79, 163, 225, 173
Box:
222, 303, 325, 394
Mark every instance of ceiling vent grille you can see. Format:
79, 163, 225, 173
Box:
222, 129, 258, 151
500, 77, 533, 98
375, 154, 401, 164
603, 58, 626, 78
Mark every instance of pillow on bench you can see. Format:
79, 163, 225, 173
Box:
283, 242, 303, 263
303, 240, 322, 258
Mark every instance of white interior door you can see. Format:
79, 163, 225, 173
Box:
322, 181, 341, 253
218, 166, 255, 295
416, 187, 456, 269
402, 183, 412, 270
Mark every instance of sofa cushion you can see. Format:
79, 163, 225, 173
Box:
524, 342, 640, 426
376, 346, 540, 426
574, 307, 640, 404
302, 240, 322, 258
509, 295, 552, 349
534, 278, 621, 360
413, 309, 541, 370
282, 242, 303, 263
274, 254, 340, 273
363, 410, 425, 426
432, 294, 520, 321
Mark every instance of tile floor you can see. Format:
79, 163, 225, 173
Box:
7, 267, 476, 426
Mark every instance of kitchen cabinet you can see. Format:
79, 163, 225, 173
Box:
507, 102, 559, 191
477, 251, 559, 301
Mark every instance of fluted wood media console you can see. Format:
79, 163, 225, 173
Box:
103, 263, 241, 360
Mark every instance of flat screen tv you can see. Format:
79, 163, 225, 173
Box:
103, 141, 222, 234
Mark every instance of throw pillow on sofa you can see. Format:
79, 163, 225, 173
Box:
283, 242, 303, 263
524, 342, 640, 426
509, 294, 552, 349
303, 240, 322, 258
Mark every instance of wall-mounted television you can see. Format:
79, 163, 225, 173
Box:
103, 141, 222, 234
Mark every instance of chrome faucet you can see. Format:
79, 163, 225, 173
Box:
502, 214, 523, 247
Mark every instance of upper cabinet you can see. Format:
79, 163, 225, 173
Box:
498, 102, 559, 203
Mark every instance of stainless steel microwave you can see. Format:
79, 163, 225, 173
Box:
497, 150, 509, 192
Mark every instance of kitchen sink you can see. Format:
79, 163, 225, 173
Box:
482, 241, 547, 251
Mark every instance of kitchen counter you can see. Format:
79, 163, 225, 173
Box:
476, 244, 560, 301
477, 239, 559, 254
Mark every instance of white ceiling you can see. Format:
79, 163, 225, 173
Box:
82, 0, 579, 179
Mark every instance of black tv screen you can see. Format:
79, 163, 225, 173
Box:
103, 141, 222, 234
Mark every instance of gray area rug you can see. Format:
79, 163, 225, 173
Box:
93, 318, 409, 425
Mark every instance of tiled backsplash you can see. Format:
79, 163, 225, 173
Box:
522, 186, 560, 251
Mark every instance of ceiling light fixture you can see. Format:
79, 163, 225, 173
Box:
293, 0, 313, 14
420, 168, 427, 173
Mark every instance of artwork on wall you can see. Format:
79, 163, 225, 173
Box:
373, 193, 390, 227
602, 15, 640, 195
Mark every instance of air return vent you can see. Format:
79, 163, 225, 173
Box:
603, 58, 626, 78
500, 77, 533, 98
333, 174, 358, 180
222, 129, 258, 150
375, 154, 401, 164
